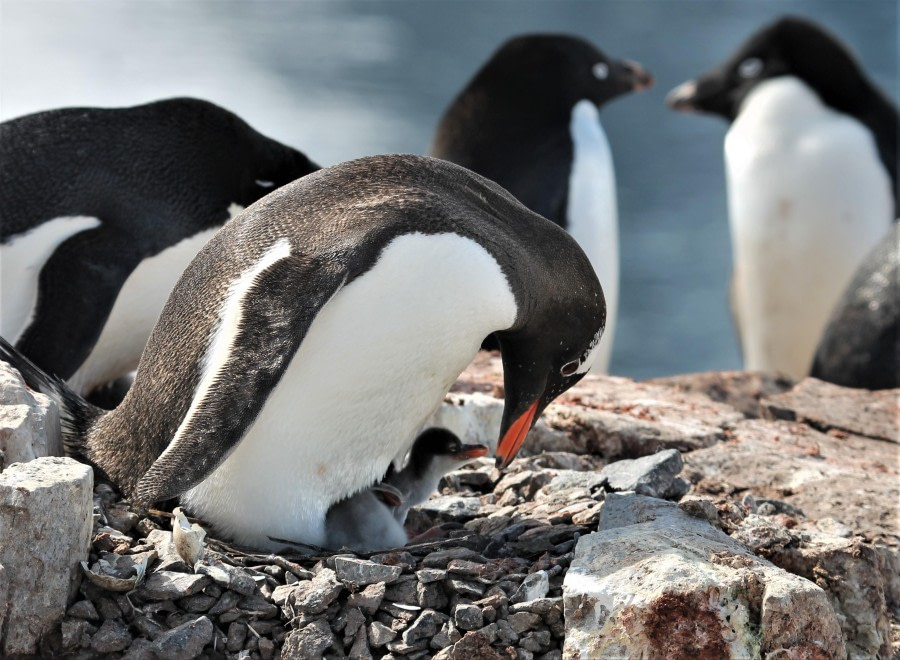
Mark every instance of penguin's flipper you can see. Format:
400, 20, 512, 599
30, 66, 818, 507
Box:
134, 253, 347, 504
16, 226, 140, 380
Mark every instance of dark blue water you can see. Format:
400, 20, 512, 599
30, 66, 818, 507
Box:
2, 1, 896, 378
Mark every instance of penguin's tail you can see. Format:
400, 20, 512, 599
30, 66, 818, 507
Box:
0, 335, 100, 461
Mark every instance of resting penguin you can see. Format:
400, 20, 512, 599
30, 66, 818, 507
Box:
429, 34, 653, 372
0, 97, 319, 396
811, 223, 899, 390
324, 428, 488, 551
667, 16, 897, 380
0, 154, 606, 550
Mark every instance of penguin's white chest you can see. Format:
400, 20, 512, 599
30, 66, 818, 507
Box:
567, 99, 618, 373
0, 216, 101, 341
179, 233, 517, 549
725, 77, 893, 379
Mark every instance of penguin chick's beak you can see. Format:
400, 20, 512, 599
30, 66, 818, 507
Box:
454, 444, 490, 462
495, 400, 540, 469
666, 80, 698, 111
622, 59, 655, 91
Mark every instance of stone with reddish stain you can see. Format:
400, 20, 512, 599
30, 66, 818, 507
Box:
649, 370, 794, 418
562, 494, 845, 659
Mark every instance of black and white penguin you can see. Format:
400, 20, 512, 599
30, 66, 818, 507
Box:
667, 16, 897, 380
0, 97, 319, 396
811, 223, 899, 390
0, 154, 606, 550
429, 34, 653, 372
324, 428, 488, 551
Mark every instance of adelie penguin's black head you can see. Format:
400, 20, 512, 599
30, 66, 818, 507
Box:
666, 16, 873, 121
473, 34, 653, 116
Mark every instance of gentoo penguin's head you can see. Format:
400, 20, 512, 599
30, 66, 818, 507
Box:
493, 247, 607, 468
405, 428, 490, 478
666, 16, 870, 121
472, 34, 653, 114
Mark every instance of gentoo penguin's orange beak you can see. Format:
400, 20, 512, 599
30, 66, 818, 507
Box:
495, 400, 539, 469
455, 444, 490, 461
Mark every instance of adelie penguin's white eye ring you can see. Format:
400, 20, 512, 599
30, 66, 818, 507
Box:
561, 360, 579, 377
738, 57, 763, 79
592, 62, 609, 80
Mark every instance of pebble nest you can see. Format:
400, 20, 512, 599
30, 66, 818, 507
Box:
43, 451, 613, 660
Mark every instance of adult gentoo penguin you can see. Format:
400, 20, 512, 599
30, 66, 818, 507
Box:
325, 429, 488, 551
429, 34, 653, 372
0, 154, 606, 550
0, 97, 319, 396
811, 223, 899, 390
667, 16, 897, 380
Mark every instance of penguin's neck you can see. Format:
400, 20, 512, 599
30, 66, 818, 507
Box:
179, 232, 518, 549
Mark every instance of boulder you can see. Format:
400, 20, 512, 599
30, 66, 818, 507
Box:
562, 494, 845, 659
761, 377, 898, 443
0, 363, 62, 466
649, 370, 794, 418
0, 457, 93, 656
596, 448, 688, 499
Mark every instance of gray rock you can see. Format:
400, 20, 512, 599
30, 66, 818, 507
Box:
283, 619, 336, 658
454, 603, 483, 630
0, 457, 93, 656
349, 623, 372, 660
416, 568, 447, 583
511, 571, 549, 604
415, 495, 484, 521
292, 568, 344, 614
67, 599, 100, 621
598, 448, 685, 499
135, 571, 210, 601
226, 621, 247, 653
195, 559, 258, 595
0, 363, 62, 464
348, 581, 386, 615
335, 556, 403, 585
91, 618, 132, 654
403, 608, 439, 644
144, 529, 190, 573
678, 495, 719, 525
507, 612, 541, 634
151, 615, 213, 659
445, 577, 485, 599
207, 589, 241, 616
417, 580, 449, 610
368, 620, 397, 648
422, 547, 486, 568
519, 630, 551, 652
563, 494, 846, 659
649, 370, 793, 418
384, 574, 418, 604
60, 618, 90, 650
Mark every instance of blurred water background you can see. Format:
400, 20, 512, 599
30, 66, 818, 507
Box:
1, 1, 896, 379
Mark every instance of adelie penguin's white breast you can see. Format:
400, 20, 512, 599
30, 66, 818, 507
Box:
725, 76, 893, 379
0, 215, 101, 342
178, 232, 518, 549
567, 99, 618, 374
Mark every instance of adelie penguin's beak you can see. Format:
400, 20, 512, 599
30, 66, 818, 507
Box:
666, 80, 699, 112
495, 400, 540, 469
622, 59, 655, 92
454, 444, 490, 462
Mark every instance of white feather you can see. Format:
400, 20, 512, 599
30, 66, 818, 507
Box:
0, 216, 101, 341
179, 232, 518, 549
567, 99, 618, 373
725, 76, 893, 379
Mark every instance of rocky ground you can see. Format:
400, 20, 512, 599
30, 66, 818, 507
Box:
0, 357, 897, 659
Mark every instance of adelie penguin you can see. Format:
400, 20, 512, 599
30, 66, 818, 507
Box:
430, 34, 653, 372
0, 97, 319, 398
667, 16, 897, 380
0, 154, 606, 550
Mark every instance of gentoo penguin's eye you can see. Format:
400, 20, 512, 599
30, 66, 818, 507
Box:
560, 360, 579, 377
738, 57, 763, 79
255, 179, 275, 188
592, 63, 609, 80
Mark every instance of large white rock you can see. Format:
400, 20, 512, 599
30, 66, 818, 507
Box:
425, 393, 504, 453
563, 494, 846, 659
0, 362, 62, 466
0, 457, 93, 656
